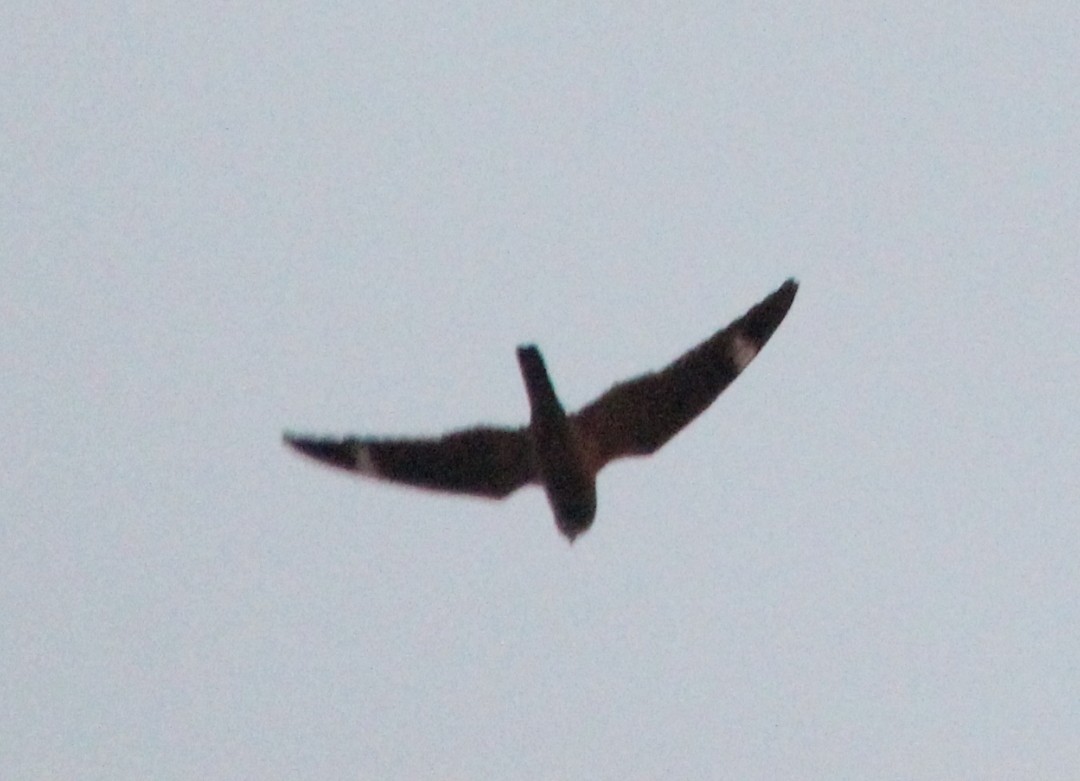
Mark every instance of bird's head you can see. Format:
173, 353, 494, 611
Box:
552, 492, 596, 544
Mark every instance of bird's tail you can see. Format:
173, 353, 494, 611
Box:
516, 345, 564, 418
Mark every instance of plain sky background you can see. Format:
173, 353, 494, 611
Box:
4, 3, 1079, 779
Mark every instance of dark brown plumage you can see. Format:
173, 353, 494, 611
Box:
285, 278, 798, 541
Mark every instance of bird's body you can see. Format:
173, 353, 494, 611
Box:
515, 345, 597, 540
285, 278, 798, 541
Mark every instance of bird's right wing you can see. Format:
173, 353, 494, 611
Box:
571, 278, 798, 469
284, 426, 536, 499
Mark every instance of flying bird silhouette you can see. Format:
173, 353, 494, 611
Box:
285, 278, 798, 542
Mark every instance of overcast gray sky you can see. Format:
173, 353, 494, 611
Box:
4, 3, 1080, 779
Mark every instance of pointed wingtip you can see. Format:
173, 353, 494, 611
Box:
735, 277, 799, 345
776, 277, 799, 306
283, 432, 360, 471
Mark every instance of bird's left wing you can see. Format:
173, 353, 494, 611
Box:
284, 426, 535, 499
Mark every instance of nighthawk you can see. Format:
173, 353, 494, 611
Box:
285, 278, 798, 542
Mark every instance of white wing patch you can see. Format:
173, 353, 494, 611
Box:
729, 333, 760, 371
354, 443, 378, 476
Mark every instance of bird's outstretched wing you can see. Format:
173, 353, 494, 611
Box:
571, 278, 798, 469
284, 426, 535, 499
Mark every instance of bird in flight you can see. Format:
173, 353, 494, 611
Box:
285, 278, 798, 542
